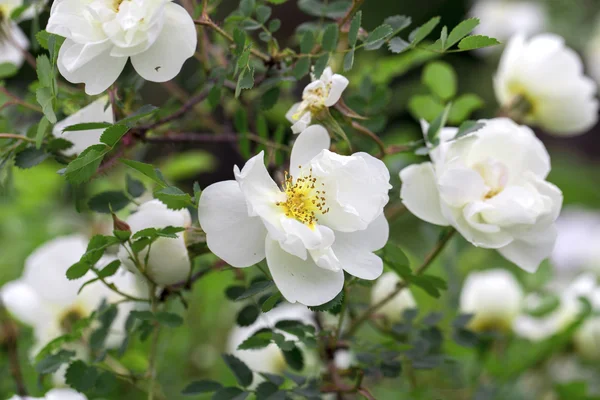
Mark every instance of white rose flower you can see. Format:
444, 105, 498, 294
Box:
370, 272, 416, 323
227, 303, 317, 384
52, 97, 114, 156
574, 317, 600, 360
514, 273, 600, 341
469, 1, 546, 48
8, 388, 88, 400
0, 235, 141, 383
199, 125, 391, 306
46, 0, 197, 95
0, 0, 45, 68
400, 118, 562, 273
285, 67, 349, 134
118, 199, 191, 286
586, 18, 600, 86
494, 33, 599, 136
459, 269, 523, 332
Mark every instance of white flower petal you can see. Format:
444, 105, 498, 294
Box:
324, 74, 349, 106
399, 162, 448, 226
131, 3, 197, 82
289, 125, 330, 175
291, 112, 311, 134
45, 388, 88, 400
198, 180, 267, 267
0, 22, 29, 67
265, 237, 344, 306
498, 224, 557, 273
371, 272, 416, 323
332, 214, 389, 280
285, 102, 301, 123
0, 280, 48, 326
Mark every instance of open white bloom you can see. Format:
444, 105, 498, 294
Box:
118, 199, 191, 286
0, 235, 140, 355
469, 1, 545, 48
574, 317, 600, 360
0, 0, 45, 68
46, 0, 197, 95
586, 18, 600, 86
227, 303, 317, 383
199, 125, 391, 306
370, 272, 416, 323
8, 388, 87, 400
459, 269, 523, 332
495, 33, 598, 136
52, 97, 114, 156
400, 118, 562, 273
514, 273, 600, 342
285, 67, 349, 134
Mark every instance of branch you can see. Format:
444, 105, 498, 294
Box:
0, 306, 28, 396
345, 228, 456, 337
338, 0, 366, 28
0, 133, 36, 143
140, 131, 291, 151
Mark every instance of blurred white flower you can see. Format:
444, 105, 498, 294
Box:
400, 118, 562, 273
586, 18, 600, 86
370, 272, 416, 323
52, 97, 114, 156
333, 349, 355, 370
286, 67, 349, 133
0, 0, 46, 68
0, 235, 140, 382
7, 388, 88, 400
459, 269, 523, 332
199, 125, 391, 306
227, 303, 317, 384
495, 33, 598, 135
118, 199, 191, 286
46, 0, 197, 95
574, 317, 600, 360
514, 273, 600, 341
469, 1, 546, 48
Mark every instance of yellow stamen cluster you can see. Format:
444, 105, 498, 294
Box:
276, 167, 330, 228
59, 306, 85, 333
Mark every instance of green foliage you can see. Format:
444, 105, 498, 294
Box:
182, 380, 223, 395
222, 354, 254, 387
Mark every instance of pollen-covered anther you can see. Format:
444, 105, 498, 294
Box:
276, 169, 329, 227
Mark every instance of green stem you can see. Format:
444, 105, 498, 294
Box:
147, 283, 161, 400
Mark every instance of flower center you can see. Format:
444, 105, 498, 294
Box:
59, 306, 86, 334
474, 158, 509, 200
292, 81, 331, 120
276, 167, 329, 227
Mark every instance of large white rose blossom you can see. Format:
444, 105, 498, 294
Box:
494, 33, 599, 136
52, 97, 114, 156
0, 235, 141, 375
227, 303, 317, 385
459, 269, 524, 332
46, 0, 198, 95
198, 125, 391, 306
285, 67, 349, 134
8, 388, 87, 400
0, 0, 45, 68
118, 199, 192, 286
400, 118, 563, 273
370, 272, 417, 323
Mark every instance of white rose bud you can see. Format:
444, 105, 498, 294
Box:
370, 272, 417, 323
495, 33, 598, 135
400, 118, 563, 273
118, 200, 191, 286
459, 269, 524, 332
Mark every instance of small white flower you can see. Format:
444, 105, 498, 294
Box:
227, 303, 316, 383
469, 1, 546, 50
0, 235, 140, 381
46, 0, 197, 95
8, 388, 87, 400
370, 272, 416, 323
118, 199, 191, 286
514, 273, 600, 341
495, 33, 599, 136
459, 269, 523, 332
0, 0, 45, 68
400, 118, 563, 273
52, 97, 114, 156
585, 18, 600, 86
199, 125, 391, 306
333, 349, 355, 370
574, 317, 600, 360
286, 67, 349, 134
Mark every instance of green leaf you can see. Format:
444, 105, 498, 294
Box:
0, 63, 18, 79
322, 24, 339, 52
455, 120, 485, 139
47, 138, 74, 153
256, 5, 272, 24
422, 61, 457, 100
260, 87, 280, 110
36, 87, 57, 124
65, 360, 98, 392
388, 37, 410, 54
236, 66, 255, 97
100, 124, 129, 147
182, 380, 223, 395
238, 331, 273, 350
62, 122, 113, 132
88, 191, 130, 213
237, 304, 260, 326
36, 55, 53, 88
364, 24, 393, 50
307, 289, 344, 313
409, 16, 441, 46
383, 245, 413, 280
36, 350, 76, 374
448, 93, 484, 124
222, 354, 254, 387
261, 292, 282, 313
236, 280, 274, 300
126, 174, 145, 198
64, 144, 109, 184
282, 345, 304, 371
384, 15, 411, 32
440, 26, 448, 49
297, 0, 350, 19
256, 382, 279, 400
66, 262, 91, 280
239, 0, 255, 16
14, 147, 47, 169
348, 11, 361, 47
300, 31, 314, 53
36, 116, 50, 149
119, 105, 159, 127
36, 30, 50, 49
408, 94, 445, 121
154, 186, 193, 210
266, 0, 287, 3
212, 387, 248, 400
426, 103, 452, 144
97, 259, 121, 278
411, 274, 447, 298
121, 159, 167, 187
155, 311, 184, 328
457, 35, 500, 51
293, 57, 311, 79
445, 18, 480, 49
343, 50, 354, 71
